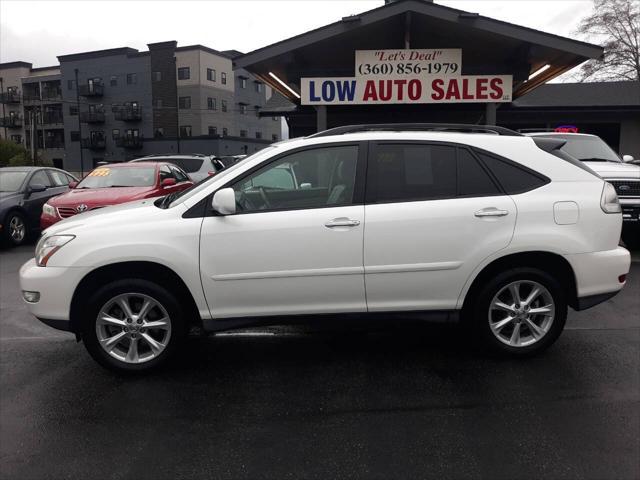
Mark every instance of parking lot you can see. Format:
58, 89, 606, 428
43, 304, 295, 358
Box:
1, 243, 638, 479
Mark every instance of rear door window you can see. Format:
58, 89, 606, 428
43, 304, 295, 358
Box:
48, 170, 71, 186
457, 149, 501, 197
367, 144, 456, 203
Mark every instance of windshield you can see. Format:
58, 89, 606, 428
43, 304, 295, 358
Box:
77, 166, 157, 188
0, 171, 29, 192
545, 135, 622, 162
167, 146, 277, 207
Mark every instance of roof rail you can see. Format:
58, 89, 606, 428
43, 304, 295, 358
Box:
307, 123, 522, 138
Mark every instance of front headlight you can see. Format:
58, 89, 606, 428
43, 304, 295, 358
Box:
42, 203, 57, 217
36, 235, 75, 267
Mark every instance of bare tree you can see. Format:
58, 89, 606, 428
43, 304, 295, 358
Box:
574, 0, 639, 81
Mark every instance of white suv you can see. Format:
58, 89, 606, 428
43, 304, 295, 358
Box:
20, 124, 631, 372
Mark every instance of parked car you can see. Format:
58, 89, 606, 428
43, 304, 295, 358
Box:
40, 162, 192, 229
0, 166, 77, 247
20, 124, 630, 372
526, 132, 640, 249
130, 154, 225, 182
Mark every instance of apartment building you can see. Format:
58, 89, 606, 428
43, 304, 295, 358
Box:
1, 41, 281, 173
0, 62, 65, 167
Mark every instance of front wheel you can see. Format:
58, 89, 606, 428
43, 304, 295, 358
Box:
472, 268, 567, 356
82, 279, 185, 373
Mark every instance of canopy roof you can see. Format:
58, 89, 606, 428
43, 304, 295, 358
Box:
236, 0, 603, 102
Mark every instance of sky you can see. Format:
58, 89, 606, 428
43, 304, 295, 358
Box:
1, 0, 596, 68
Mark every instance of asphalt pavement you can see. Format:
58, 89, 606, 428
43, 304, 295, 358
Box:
1, 244, 638, 480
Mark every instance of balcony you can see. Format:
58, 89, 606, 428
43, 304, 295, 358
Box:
0, 91, 21, 104
78, 84, 104, 97
0, 116, 23, 128
80, 111, 105, 123
116, 136, 143, 149
41, 89, 63, 102
114, 107, 142, 122
42, 112, 64, 125
81, 137, 106, 150
44, 140, 65, 149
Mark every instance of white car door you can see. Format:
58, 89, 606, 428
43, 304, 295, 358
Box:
363, 142, 517, 312
199, 143, 367, 319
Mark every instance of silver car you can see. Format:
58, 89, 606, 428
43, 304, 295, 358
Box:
130, 154, 225, 182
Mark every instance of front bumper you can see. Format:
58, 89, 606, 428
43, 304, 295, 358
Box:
19, 258, 90, 330
564, 247, 630, 309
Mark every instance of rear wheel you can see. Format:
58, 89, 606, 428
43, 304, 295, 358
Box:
472, 268, 567, 356
81, 279, 185, 373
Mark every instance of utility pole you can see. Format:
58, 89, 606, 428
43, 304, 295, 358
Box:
0, 77, 7, 140
31, 110, 37, 165
174, 57, 181, 153
75, 69, 85, 176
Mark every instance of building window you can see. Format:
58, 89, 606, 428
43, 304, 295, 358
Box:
272, 134, 278, 141
70, 131, 80, 142
179, 96, 191, 109
152, 71, 161, 82
255, 131, 262, 139
154, 99, 163, 108
177, 67, 190, 80
207, 97, 216, 110
69, 105, 78, 116
208, 126, 217, 136
240, 130, 247, 138
221, 72, 227, 85
67, 80, 75, 91
207, 68, 216, 81
112, 129, 120, 140
255, 82, 263, 93
154, 127, 164, 138
110, 76, 117, 87
126, 73, 137, 85
221, 100, 227, 112
10, 135, 21, 144
240, 78, 247, 89
222, 128, 228, 136
239, 104, 247, 115
179, 125, 192, 137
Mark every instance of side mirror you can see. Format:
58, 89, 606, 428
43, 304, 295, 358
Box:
622, 154, 635, 163
161, 178, 177, 187
28, 183, 47, 194
68, 181, 78, 189
211, 187, 236, 215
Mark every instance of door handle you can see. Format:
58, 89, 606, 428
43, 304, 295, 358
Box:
325, 218, 361, 228
474, 208, 509, 217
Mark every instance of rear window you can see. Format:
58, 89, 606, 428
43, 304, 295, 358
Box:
476, 152, 548, 194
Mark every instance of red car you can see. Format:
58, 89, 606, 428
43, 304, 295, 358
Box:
41, 162, 193, 229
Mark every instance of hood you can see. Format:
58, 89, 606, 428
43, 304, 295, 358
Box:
43, 198, 163, 236
0, 191, 23, 204
48, 186, 158, 207
583, 161, 640, 179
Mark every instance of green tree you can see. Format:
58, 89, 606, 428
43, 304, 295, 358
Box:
0, 139, 29, 166
575, 0, 640, 81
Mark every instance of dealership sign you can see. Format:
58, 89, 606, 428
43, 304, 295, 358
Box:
301, 49, 513, 105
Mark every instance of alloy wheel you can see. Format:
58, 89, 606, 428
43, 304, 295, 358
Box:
9, 215, 25, 243
95, 293, 172, 364
488, 280, 555, 347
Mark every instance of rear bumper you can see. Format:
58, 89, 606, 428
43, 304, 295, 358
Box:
564, 247, 630, 309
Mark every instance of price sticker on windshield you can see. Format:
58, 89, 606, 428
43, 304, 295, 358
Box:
89, 168, 111, 177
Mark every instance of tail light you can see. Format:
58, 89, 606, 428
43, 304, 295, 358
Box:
600, 182, 621, 213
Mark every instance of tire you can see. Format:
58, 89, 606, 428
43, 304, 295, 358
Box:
3, 211, 28, 247
471, 268, 567, 356
81, 279, 186, 373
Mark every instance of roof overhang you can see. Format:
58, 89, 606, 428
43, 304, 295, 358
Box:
236, 0, 603, 103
